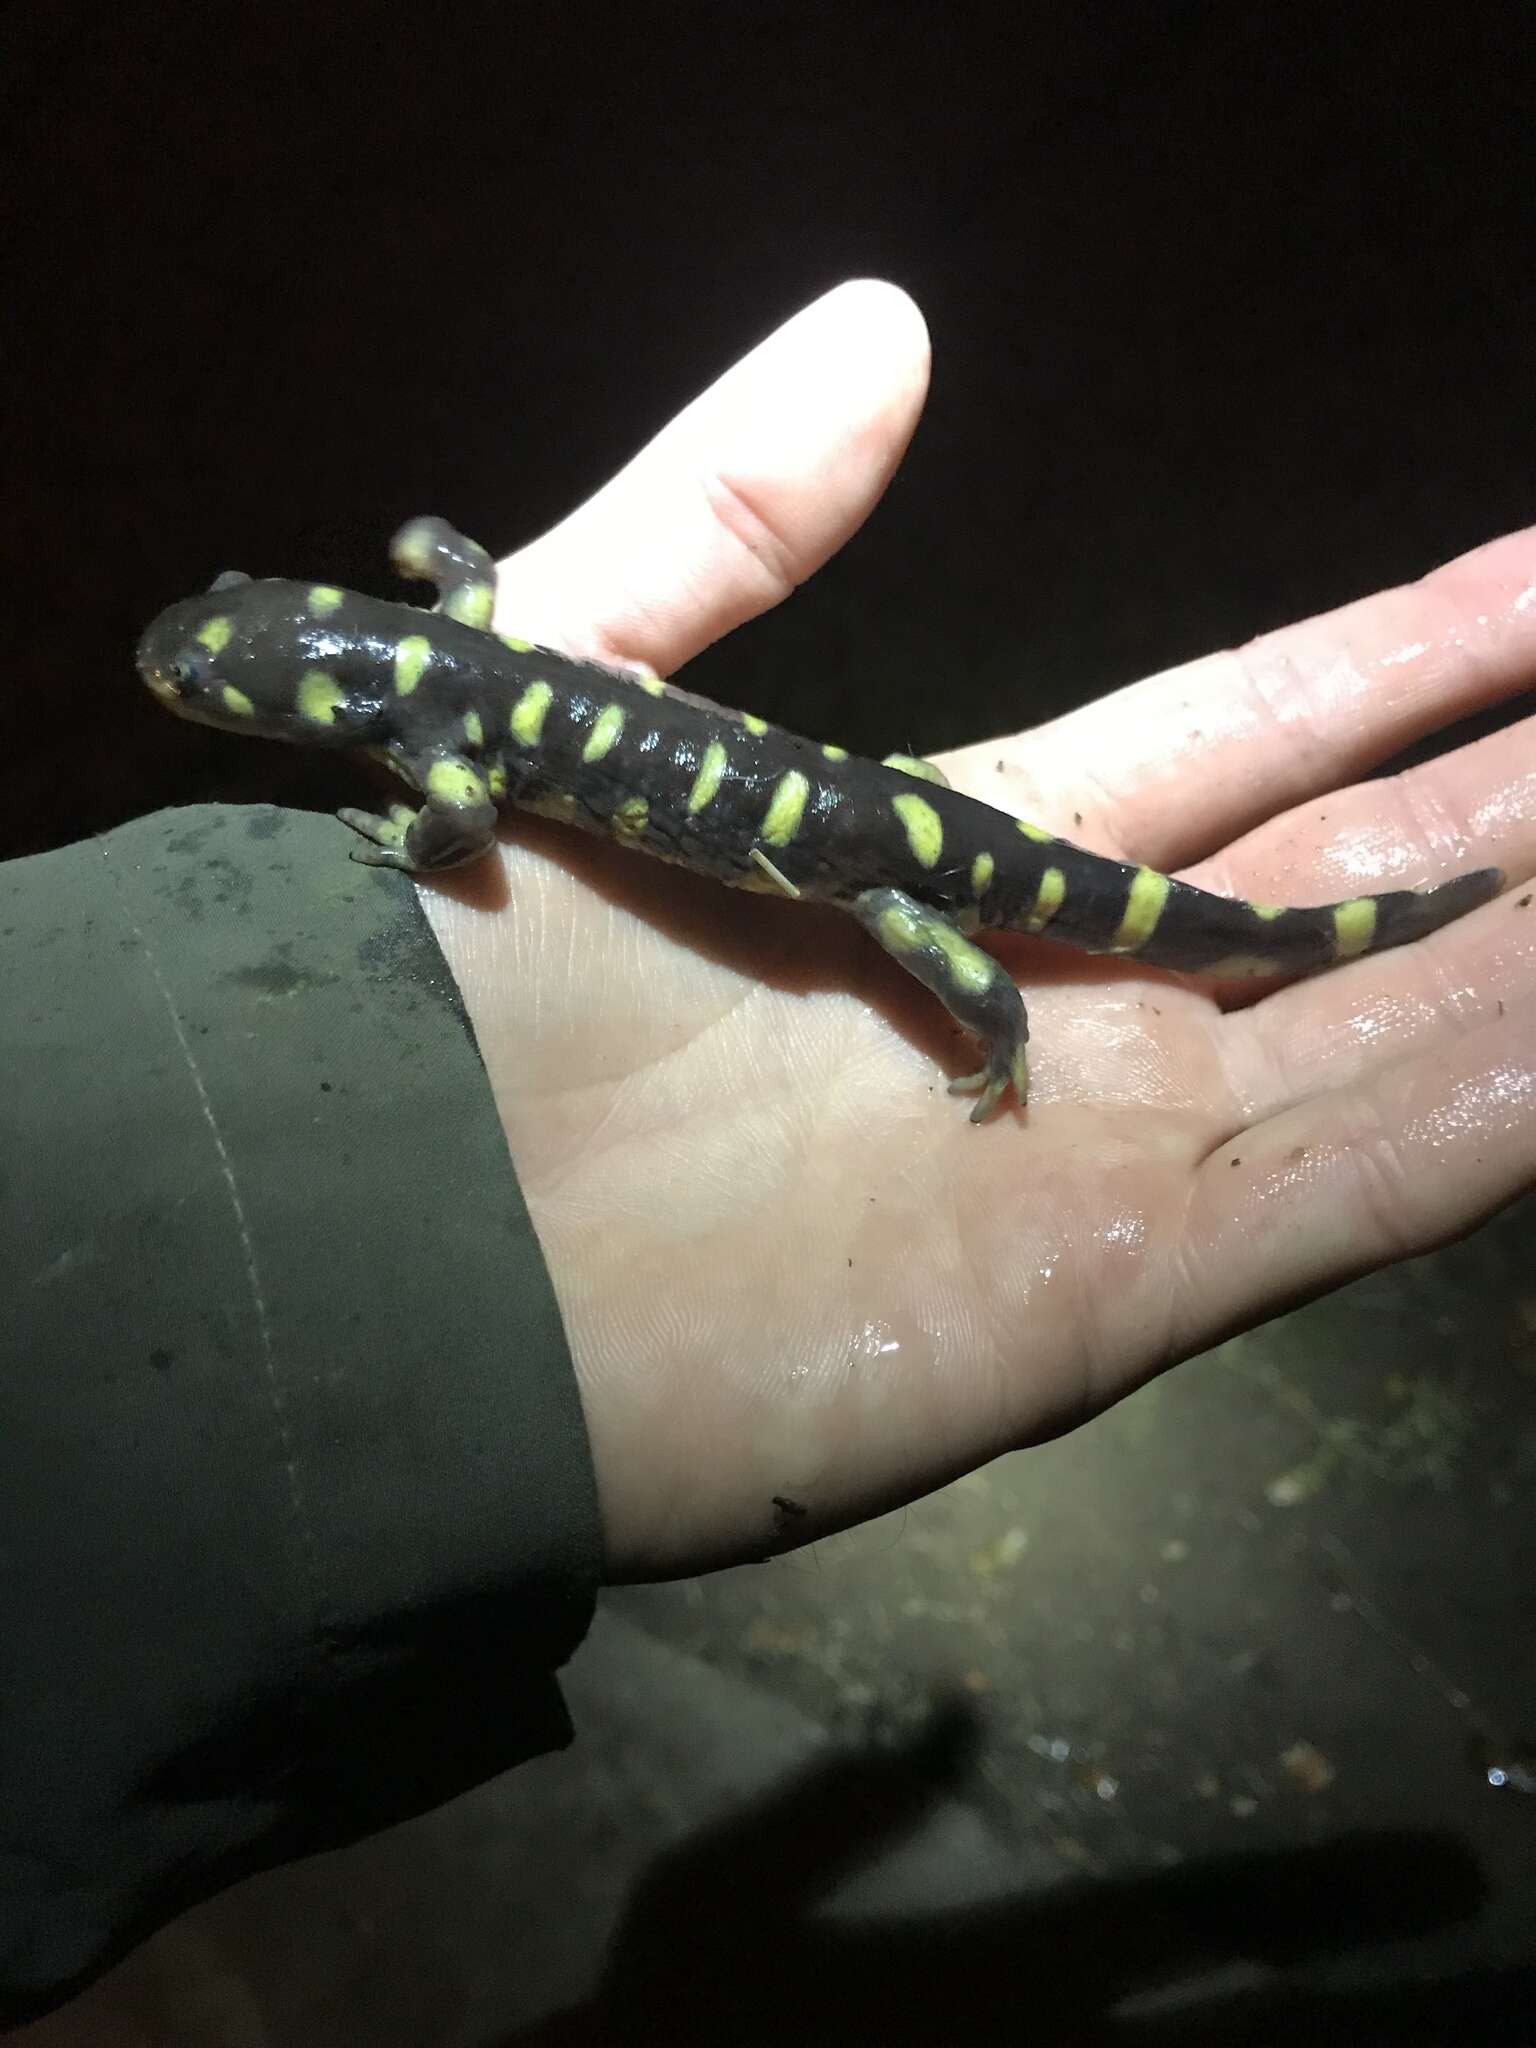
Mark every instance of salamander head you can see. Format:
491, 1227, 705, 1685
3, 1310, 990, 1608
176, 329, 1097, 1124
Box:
136, 571, 383, 745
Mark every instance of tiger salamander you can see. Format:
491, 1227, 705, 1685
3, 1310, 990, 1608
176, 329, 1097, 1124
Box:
136, 516, 1505, 1120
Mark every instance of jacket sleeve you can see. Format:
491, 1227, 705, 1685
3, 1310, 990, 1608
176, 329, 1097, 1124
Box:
0, 804, 603, 2028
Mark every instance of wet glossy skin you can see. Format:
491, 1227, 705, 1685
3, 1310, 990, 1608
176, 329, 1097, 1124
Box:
137, 516, 1505, 1121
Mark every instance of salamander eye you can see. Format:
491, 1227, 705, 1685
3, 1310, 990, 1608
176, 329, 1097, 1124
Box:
168, 653, 209, 691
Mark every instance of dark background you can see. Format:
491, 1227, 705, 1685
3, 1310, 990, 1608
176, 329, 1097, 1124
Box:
9, 4, 1534, 2040
10, 4, 1534, 854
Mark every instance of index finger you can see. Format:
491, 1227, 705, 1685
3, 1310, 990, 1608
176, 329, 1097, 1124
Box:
492, 279, 931, 676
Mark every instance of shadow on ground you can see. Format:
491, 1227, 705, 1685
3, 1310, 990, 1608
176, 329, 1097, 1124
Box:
511, 1699, 1523, 2046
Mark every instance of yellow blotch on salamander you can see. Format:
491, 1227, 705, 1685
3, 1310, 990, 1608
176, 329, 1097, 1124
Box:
395, 634, 432, 696
307, 585, 344, 616
875, 897, 925, 953
1333, 897, 1378, 959
426, 760, 488, 807
298, 669, 346, 725
891, 791, 944, 869
928, 919, 997, 995
762, 770, 810, 847
1111, 867, 1171, 951
221, 686, 255, 718
497, 633, 533, 654
742, 713, 769, 737
822, 743, 849, 762
511, 680, 553, 747
883, 753, 949, 787
392, 524, 436, 578
582, 704, 626, 765
1250, 902, 1286, 920
639, 675, 667, 697
1024, 866, 1066, 933
196, 616, 232, 656
1016, 817, 1053, 843
874, 899, 994, 995
688, 740, 729, 813
611, 797, 649, 843
452, 582, 495, 631
971, 850, 995, 897
487, 762, 508, 797
463, 709, 484, 748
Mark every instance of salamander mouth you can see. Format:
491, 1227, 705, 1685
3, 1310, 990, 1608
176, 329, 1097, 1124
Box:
142, 671, 181, 712
139, 663, 185, 704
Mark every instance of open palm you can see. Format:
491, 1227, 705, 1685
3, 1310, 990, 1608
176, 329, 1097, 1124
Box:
422, 282, 1536, 1582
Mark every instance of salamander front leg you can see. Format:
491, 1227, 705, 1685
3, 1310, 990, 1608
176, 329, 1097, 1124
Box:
852, 887, 1030, 1122
339, 756, 497, 872
390, 516, 499, 630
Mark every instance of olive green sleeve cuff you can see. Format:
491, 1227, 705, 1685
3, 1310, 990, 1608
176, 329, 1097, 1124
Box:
0, 804, 602, 2024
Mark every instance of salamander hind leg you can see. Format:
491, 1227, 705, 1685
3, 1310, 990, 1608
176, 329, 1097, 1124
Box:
389, 516, 498, 630
853, 887, 1030, 1122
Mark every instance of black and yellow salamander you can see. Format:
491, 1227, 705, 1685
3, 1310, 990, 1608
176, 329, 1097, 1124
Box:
137, 516, 1505, 1121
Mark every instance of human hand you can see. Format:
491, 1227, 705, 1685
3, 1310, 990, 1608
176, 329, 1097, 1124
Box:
422, 281, 1536, 1583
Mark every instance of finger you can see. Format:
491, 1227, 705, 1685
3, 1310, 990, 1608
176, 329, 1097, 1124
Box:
943, 524, 1536, 871
1217, 881, 1536, 1126
493, 279, 931, 674
1177, 1002, 1535, 1367
1179, 700, 1536, 906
